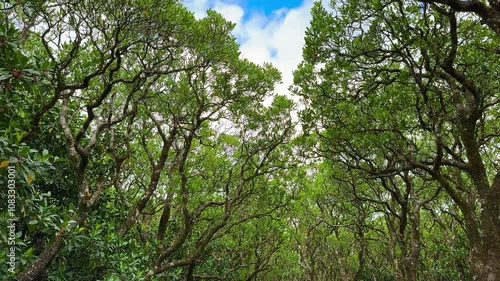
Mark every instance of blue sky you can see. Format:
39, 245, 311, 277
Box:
184, 0, 314, 106
240, 0, 305, 16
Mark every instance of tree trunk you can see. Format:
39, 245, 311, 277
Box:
469, 250, 500, 281
469, 227, 500, 281
16, 234, 64, 281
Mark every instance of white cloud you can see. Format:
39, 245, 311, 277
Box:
184, 0, 314, 109
184, 0, 211, 18
213, 2, 244, 25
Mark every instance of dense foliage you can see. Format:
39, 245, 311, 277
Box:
293, 0, 500, 280
0, 0, 297, 280
0, 0, 498, 280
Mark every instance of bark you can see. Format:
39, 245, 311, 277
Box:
185, 263, 196, 281
16, 234, 64, 281
157, 191, 173, 240
353, 226, 366, 281
469, 174, 500, 280
456, 89, 500, 281
421, 0, 500, 38
469, 249, 500, 281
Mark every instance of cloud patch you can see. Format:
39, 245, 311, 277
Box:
185, 0, 314, 104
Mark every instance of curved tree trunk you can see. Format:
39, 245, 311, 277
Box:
16, 234, 64, 281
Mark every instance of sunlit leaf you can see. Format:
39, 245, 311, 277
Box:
0, 160, 9, 168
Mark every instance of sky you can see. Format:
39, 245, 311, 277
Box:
183, 0, 315, 106
234, 0, 306, 16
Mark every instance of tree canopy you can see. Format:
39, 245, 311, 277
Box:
0, 0, 499, 280
293, 0, 499, 280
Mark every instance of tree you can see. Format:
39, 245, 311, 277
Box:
420, 0, 500, 38
0, 0, 297, 280
1, 2, 75, 279
294, 1, 499, 280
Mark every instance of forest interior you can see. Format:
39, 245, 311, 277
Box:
0, 0, 499, 280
